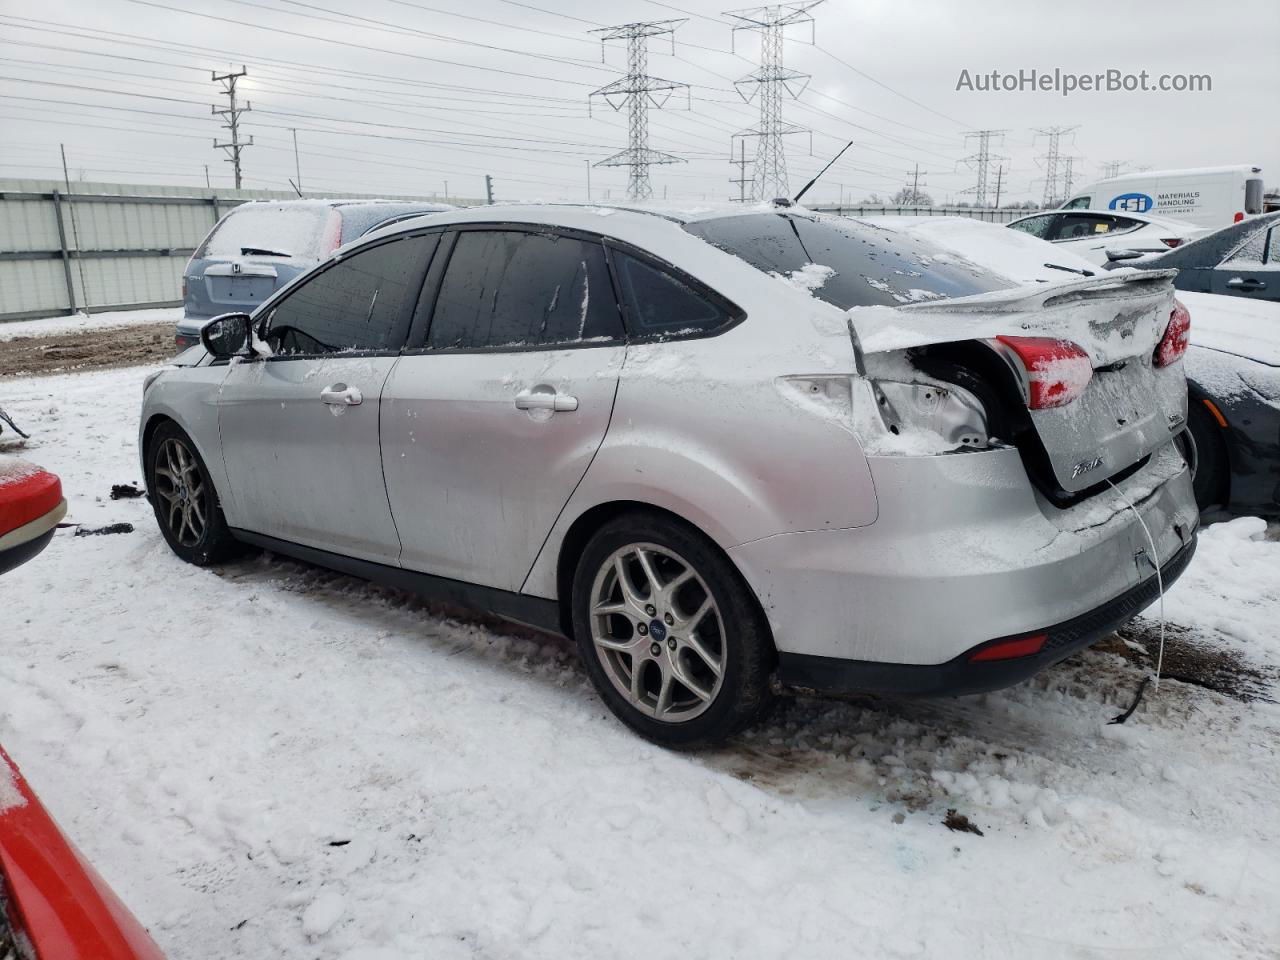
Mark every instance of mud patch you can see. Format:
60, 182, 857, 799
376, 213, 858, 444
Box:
0, 323, 176, 377
1100, 620, 1277, 704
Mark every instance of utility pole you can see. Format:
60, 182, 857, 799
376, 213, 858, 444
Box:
586, 160, 592, 201
59, 143, 90, 316
212, 67, 252, 190
993, 162, 1005, 208
444, 180, 449, 201
1100, 159, 1125, 179
729, 138, 750, 202
589, 20, 689, 202
484, 174, 494, 204
291, 128, 302, 194
959, 130, 1006, 207
726, 1, 821, 202
905, 162, 929, 206
204, 164, 210, 188
1034, 125, 1078, 208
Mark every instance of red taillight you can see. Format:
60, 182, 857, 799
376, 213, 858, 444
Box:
1161, 238, 1182, 248
1234, 212, 1244, 223
995, 335, 1093, 409
969, 633, 1047, 662
1154, 299, 1191, 368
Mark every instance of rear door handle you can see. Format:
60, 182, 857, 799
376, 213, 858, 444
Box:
515, 389, 578, 412
320, 383, 363, 405
1226, 277, 1265, 290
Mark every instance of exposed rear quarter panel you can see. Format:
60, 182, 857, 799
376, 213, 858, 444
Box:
521, 321, 879, 599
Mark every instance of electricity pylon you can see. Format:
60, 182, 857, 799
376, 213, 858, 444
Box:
589, 20, 689, 202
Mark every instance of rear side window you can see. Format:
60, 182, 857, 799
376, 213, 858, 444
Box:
612, 252, 734, 337
427, 230, 622, 350
685, 213, 1011, 309
1049, 213, 1117, 240
199, 203, 333, 260
1245, 178, 1264, 216
265, 234, 436, 355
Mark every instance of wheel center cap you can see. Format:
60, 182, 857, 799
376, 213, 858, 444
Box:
648, 619, 667, 643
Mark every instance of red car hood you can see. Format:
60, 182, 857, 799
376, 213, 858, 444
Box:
0, 747, 165, 960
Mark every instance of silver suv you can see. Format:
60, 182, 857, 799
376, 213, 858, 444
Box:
140, 204, 1199, 746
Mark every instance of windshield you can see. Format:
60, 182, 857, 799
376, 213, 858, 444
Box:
198, 203, 332, 260
683, 213, 1013, 309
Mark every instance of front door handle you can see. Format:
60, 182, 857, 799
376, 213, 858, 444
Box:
515, 389, 578, 412
1226, 277, 1265, 290
320, 383, 363, 406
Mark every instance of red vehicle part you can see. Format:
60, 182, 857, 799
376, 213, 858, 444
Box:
0, 461, 66, 576
0, 747, 165, 959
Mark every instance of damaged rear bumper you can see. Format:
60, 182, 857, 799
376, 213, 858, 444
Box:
776, 534, 1195, 696
728, 439, 1199, 696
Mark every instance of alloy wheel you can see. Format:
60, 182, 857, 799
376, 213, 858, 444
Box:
153, 437, 207, 547
589, 542, 726, 723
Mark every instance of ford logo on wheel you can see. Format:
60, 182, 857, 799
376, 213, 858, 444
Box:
1109, 192, 1153, 214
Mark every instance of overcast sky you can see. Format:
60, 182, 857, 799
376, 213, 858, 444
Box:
1, 0, 1276, 205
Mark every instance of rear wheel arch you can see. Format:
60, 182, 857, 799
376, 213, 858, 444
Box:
553, 501, 773, 654
1185, 384, 1231, 509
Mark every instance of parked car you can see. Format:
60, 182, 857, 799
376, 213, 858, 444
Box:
1007, 209, 1200, 265
174, 199, 453, 349
141, 204, 1198, 746
1, 747, 165, 959
1102, 211, 1280, 302
0, 457, 65, 575
1059, 164, 1266, 229
888, 217, 1280, 516
1176, 292, 1280, 516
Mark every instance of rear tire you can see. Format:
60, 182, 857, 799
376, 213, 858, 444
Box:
146, 421, 243, 566
1186, 398, 1228, 511
571, 511, 773, 748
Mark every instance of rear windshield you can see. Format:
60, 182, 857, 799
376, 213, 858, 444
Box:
199, 203, 332, 260
683, 213, 1013, 309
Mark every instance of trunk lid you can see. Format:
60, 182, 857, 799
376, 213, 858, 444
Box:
849, 270, 1188, 494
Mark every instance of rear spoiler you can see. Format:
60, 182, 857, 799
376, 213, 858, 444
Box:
851, 269, 1179, 358
894, 268, 1179, 316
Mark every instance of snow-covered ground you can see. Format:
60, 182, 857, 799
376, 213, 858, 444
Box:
1, 364, 1279, 960
0, 306, 181, 342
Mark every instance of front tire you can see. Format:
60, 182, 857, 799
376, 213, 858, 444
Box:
571, 512, 773, 747
146, 421, 243, 566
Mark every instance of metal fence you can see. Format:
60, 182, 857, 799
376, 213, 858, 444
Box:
0, 179, 473, 323
808, 204, 1036, 223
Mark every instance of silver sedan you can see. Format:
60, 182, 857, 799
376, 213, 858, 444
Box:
139, 204, 1199, 746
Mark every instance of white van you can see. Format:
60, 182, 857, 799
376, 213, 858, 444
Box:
1061, 165, 1266, 229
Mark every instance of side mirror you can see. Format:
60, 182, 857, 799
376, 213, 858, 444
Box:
200, 312, 254, 360
1105, 248, 1144, 262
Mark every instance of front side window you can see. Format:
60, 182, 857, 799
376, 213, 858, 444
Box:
264, 234, 436, 355
1062, 196, 1092, 209
427, 230, 622, 350
611, 252, 734, 337
1008, 215, 1056, 239
1223, 226, 1268, 266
